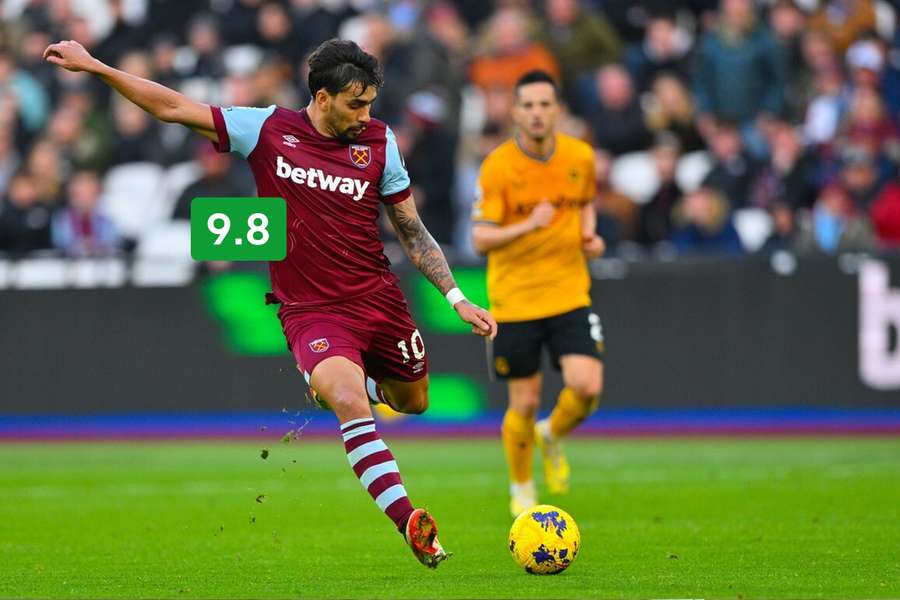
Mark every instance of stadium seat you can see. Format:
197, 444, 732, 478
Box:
223, 45, 264, 76
733, 208, 774, 252
136, 222, 191, 260
10, 258, 68, 289
100, 162, 165, 239
609, 151, 658, 204
676, 151, 713, 194
133, 222, 195, 287
161, 161, 202, 220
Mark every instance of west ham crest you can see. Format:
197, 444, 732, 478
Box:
349, 144, 371, 169
308, 338, 330, 353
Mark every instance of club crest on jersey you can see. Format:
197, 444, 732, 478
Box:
308, 338, 330, 353
349, 145, 371, 169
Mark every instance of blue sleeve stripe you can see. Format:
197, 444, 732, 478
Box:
380, 126, 411, 196
221, 105, 276, 158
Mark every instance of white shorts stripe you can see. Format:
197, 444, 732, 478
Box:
366, 377, 382, 404
359, 460, 399, 488
341, 424, 376, 442
340, 417, 375, 431
347, 439, 387, 467
374, 484, 407, 511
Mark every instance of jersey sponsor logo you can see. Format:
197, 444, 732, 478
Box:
349, 144, 371, 168
308, 338, 330, 353
275, 155, 370, 201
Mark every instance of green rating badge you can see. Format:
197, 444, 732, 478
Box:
191, 197, 286, 261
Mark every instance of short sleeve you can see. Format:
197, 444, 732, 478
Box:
379, 126, 411, 204
210, 105, 276, 159
472, 158, 505, 224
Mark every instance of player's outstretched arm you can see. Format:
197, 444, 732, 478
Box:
43, 40, 217, 142
386, 196, 497, 339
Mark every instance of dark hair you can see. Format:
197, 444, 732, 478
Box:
514, 70, 559, 99
307, 39, 383, 97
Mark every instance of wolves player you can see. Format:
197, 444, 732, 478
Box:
472, 71, 605, 517
44, 38, 496, 568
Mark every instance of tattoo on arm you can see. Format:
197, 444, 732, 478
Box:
386, 198, 457, 295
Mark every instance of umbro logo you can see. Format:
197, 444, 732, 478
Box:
282, 135, 299, 148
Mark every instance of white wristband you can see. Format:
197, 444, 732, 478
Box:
445, 287, 466, 307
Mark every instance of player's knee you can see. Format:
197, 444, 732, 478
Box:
325, 387, 368, 414
567, 378, 602, 402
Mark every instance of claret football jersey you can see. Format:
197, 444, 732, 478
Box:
209, 105, 411, 306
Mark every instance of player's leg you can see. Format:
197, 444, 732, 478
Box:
505, 373, 542, 516
491, 318, 544, 516
550, 355, 603, 437
537, 308, 605, 494
380, 376, 429, 414
310, 355, 448, 568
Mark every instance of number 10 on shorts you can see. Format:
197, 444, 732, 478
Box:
190, 197, 287, 261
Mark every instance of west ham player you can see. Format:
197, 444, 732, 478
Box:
44, 38, 497, 569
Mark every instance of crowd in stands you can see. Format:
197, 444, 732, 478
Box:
1, 0, 900, 263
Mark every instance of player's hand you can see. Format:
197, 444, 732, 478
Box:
527, 201, 555, 230
582, 234, 606, 259
43, 40, 100, 73
454, 300, 497, 340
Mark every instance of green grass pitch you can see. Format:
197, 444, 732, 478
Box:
0, 438, 897, 599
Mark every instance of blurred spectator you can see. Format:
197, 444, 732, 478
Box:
150, 35, 182, 90
339, 14, 412, 125
837, 84, 900, 168
537, 0, 622, 103
17, 29, 57, 94
760, 200, 799, 252
804, 66, 852, 146
407, 2, 469, 133
845, 36, 886, 91
46, 105, 107, 171
644, 73, 705, 153
749, 121, 819, 209
183, 15, 226, 80
624, 10, 693, 92
795, 182, 876, 253
108, 101, 166, 166
834, 145, 886, 209
702, 119, 761, 209
218, 0, 264, 47
172, 144, 255, 220
589, 64, 652, 155
257, 2, 303, 63
670, 186, 744, 255
768, 0, 811, 120
637, 132, 684, 246
693, 0, 786, 158
593, 148, 638, 250
469, 7, 560, 96
0, 49, 50, 135
0, 171, 52, 255
95, 0, 143, 68
808, 0, 875, 55
51, 170, 120, 257
287, 0, 347, 61
869, 179, 900, 248
25, 139, 66, 204
394, 91, 457, 244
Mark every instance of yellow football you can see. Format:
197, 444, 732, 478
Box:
508, 504, 580, 574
